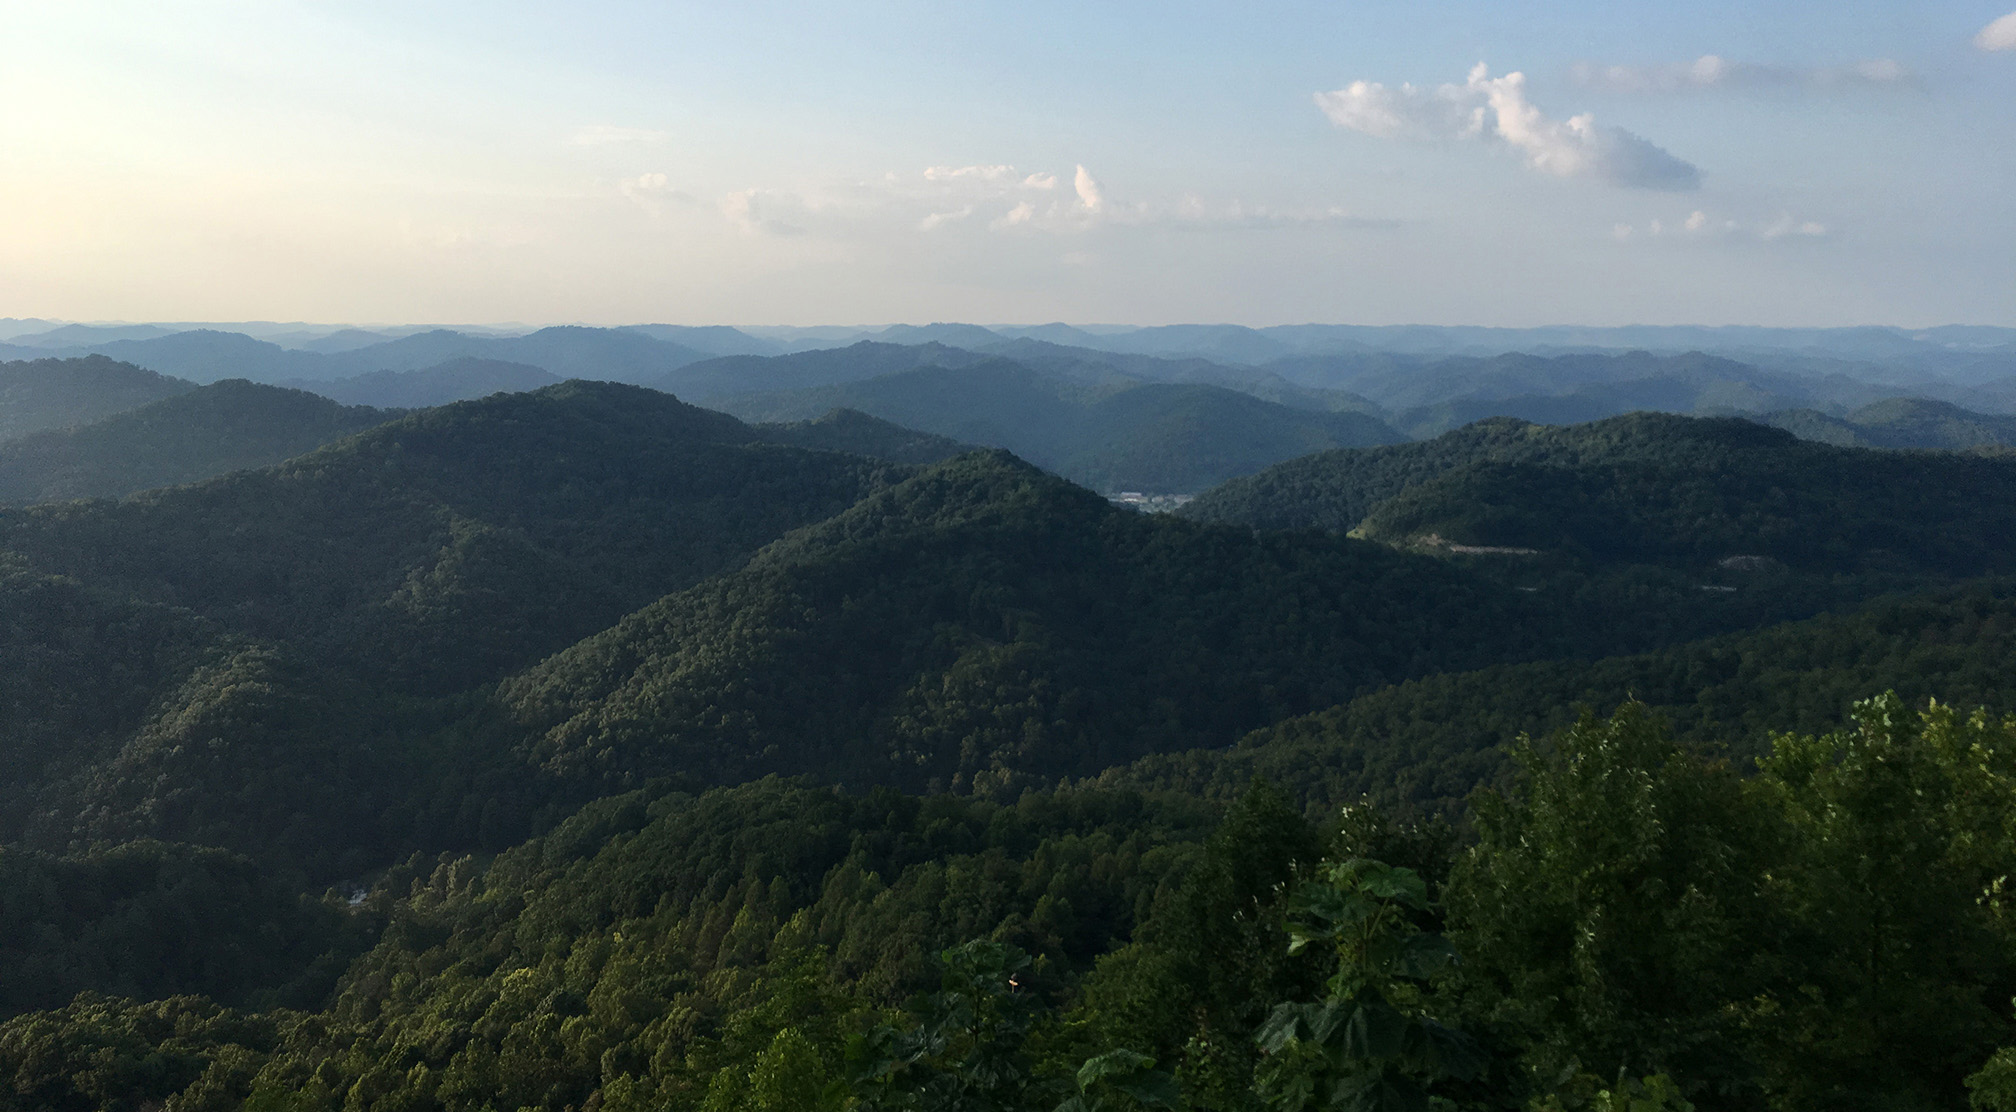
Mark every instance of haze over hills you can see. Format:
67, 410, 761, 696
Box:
297, 357, 563, 409
708, 356, 1405, 491
0, 355, 194, 442
1762, 396, 2016, 451
0, 381, 397, 504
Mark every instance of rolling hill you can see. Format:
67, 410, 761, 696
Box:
1764, 396, 2016, 450
296, 357, 562, 408
0, 380, 397, 504
710, 358, 1405, 491
0, 356, 194, 442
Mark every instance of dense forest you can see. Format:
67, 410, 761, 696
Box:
1, 357, 2015, 1110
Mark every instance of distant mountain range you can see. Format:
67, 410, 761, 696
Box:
10, 318, 2013, 386
0, 326, 718, 386
14, 327, 2016, 502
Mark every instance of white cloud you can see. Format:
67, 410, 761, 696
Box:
1571, 54, 1916, 92
1316, 63, 1700, 190
991, 201, 1036, 229
717, 162, 1396, 240
1310, 80, 1479, 139
618, 172, 693, 216
1978, 11, 2016, 51
1073, 165, 1106, 213
1612, 209, 1824, 242
1761, 214, 1828, 239
719, 189, 805, 236
569, 124, 669, 146
918, 206, 974, 231
924, 164, 1017, 182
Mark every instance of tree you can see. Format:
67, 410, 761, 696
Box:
1253, 857, 1489, 1112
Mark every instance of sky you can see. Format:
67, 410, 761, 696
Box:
2, 1, 2012, 328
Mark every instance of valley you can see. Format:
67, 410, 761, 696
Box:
1, 322, 2014, 1111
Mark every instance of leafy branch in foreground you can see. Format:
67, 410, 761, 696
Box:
1253, 858, 1488, 1112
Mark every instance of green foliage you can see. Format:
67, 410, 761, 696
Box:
1065, 782, 1323, 1108
1091, 584, 2016, 818
1448, 704, 1765, 1100
1253, 859, 1487, 1112
1968, 1047, 2016, 1112
1742, 696, 2016, 1111
1449, 698, 2016, 1111
849, 940, 1054, 1112
0, 994, 283, 1112
1057, 1049, 1180, 1112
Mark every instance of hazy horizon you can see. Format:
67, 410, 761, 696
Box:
5, 3, 2013, 327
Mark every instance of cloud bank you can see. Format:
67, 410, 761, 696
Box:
1571, 55, 1915, 93
1315, 64, 1700, 190
1980, 11, 2016, 51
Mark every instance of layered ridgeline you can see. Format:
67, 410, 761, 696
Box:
0, 383, 929, 874
0, 356, 193, 441
1263, 349, 1896, 438
0, 380, 397, 504
493, 449, 1545, 801
702, 353, 1404, 492
6, 398, 2014, 883
1183, 412, 2016, 577
298, 357, 561, 409
1765, 395, 2016, 451
0, 325, 720, 387
0, 437, 1554, 880
2, 396, 2016, 1109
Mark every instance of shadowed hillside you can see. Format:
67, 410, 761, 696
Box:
0, 380, 396, 504
0, 356, 194, 442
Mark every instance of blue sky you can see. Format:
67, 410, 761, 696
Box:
2, 1, 2011, 326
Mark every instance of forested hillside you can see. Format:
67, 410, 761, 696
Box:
0, 381, 396, 504
2, 384, 2014, 1111
1765, 396, 2016, 450
1092, 583, 2016, 815
714, 359, 1403, 491
0, 356, 193, 441
1182, 411, 2016, 568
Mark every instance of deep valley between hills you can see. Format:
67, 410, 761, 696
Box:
3, 324, 2016, 1111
